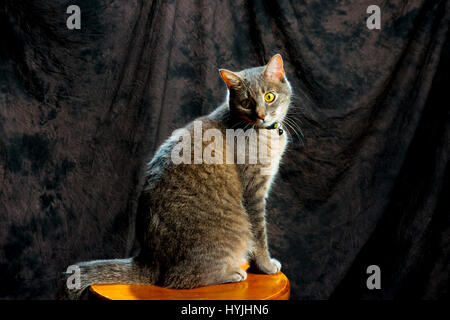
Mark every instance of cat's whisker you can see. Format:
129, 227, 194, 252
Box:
283, 120, 300, 143
286, 113, 304, 125
282, 124, 293, 142
285, 116, 304, 139
285, 121, 304, 145
283, 118, 303, 144
284, 123, 297, 145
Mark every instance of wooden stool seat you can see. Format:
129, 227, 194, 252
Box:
90, 265, 290, 300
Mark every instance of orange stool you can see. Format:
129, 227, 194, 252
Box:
90, 264, 290, 300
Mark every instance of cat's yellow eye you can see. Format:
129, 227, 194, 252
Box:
264, 92, 276, 103
241, 99, 251, 109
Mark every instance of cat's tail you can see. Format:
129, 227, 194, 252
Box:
56, 257, 158, 300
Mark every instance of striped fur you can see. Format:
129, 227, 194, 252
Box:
57, 55, 292, 299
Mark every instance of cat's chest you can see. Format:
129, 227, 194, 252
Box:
258, 128, 287, 172
240, 128, 287, 187
239, 129, 287, 198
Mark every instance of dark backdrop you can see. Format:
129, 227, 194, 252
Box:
0, 0, 448, 299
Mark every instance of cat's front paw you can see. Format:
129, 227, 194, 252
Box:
256, 258, 282, 274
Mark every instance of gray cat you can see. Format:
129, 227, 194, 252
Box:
57, 54, 293, 299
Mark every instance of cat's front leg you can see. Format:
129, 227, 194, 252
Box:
244, 195, 282, 274
257, 257, 282, 275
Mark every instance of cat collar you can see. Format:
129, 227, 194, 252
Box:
266, 121, 284, 136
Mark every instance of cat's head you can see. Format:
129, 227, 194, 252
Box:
219, 54, 292, 128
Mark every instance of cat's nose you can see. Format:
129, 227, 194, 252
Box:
257, 114, 266, 120
257, 116, 266, 125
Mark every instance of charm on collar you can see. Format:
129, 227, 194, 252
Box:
278, 127, 284, 136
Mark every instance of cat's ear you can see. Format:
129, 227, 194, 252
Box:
264, 54, 285, 81
219, 69, 243, 90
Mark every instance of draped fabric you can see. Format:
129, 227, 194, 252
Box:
0, 0, 448, 299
